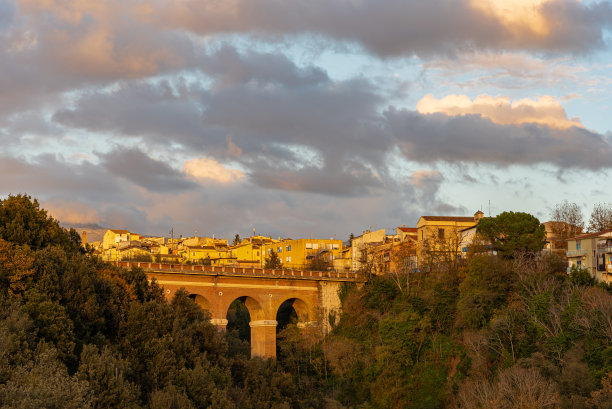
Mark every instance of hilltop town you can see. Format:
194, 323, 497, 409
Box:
84, 209, 612, 284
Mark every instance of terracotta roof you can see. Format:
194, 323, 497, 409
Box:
185, 245, 215, 250
398, 227, 417, 232
109, 229, 130, 234
420, 216, 476, 222
570, 229, 612, 240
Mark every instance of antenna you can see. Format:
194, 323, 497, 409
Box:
488, 200, 491, 216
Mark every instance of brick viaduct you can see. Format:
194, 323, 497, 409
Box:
114, 262, 364, 359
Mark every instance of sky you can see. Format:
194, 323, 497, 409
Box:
1, 0, 612, 240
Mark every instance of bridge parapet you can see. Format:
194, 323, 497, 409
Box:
114, 261, 365, 282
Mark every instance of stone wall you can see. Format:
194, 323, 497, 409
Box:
317, 281, 343, 333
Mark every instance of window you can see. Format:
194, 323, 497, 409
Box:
576, 242, 581, 250
313, 243, 319, 249
333, 244, 339, 249
577, 260, 582, 268
286, 256, 291, 262
438, 228, 445, 239
277, 247, 282, 253
306, 243, 313, 249
421, 231, 424, 240
326, 244, 332, 250
286, 245, 291, 251
256, 251, 259, 256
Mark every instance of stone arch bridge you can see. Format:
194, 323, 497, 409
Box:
114, 262, 364, 358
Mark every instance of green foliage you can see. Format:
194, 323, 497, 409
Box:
364, 275, 401, 312
0, 194, 81, 253
457, 256, 514, 328
477, 211, 546, 258
264, 250, 283, 269
569, 265, 595, 286
77, 345, 141, 409
0, 343, 93, 409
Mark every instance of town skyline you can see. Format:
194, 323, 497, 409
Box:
1, 0, 612, 240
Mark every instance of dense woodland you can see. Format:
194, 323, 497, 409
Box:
1, 194, 611, 408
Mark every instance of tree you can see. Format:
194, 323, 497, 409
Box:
232, 234, 241, 246
0, 194, 80, 253
477, 211, 546, 258
456, 256, 514, 329
264, 250, 283, 269
549, 200, 584, 249
588, 202, 612, 232
305, 253, 331, 271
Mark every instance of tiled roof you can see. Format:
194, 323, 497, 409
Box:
570, 229, 612, 240
109, 229, 130, 234
398, 227, 417, 232
420, 216, 476, 222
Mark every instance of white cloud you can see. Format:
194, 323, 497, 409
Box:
416, 94, 582, 129
183, 157, 244, 184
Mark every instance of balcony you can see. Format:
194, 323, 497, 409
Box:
566, 249, 587, 257
597, 246, 612, 253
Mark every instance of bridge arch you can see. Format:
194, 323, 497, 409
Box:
188, 293, 211, 311
225, 295, 275, 358
275, 297, 318, 330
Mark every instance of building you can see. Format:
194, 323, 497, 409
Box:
416, 211, 483, 268
229, 236, 279, 268
262, 238, 343, 270
543, 221, 579, 253
567, 230, 612, 283
102, 229, 132, 250
351, 229, 387, 271
332, 246, 353, 272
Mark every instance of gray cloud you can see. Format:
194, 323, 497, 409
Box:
386, 108, 612, 170
202, 45, 329, 87
98, 147, 198, 193
0, 154, 121, 202
53, 79, 208, 148
157, 0, 612, 57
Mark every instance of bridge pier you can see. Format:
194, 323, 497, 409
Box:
210, 318, 228, 330
249, 320, 278, 358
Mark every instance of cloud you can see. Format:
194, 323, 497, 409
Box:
183, 157, 244, 184
98, 147, 198, 193
156, 0, 612, 56
387, 107, 612, 169
44, 200, 101, 225
416, 94, 582, 129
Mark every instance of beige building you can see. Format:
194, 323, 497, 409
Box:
416, 211, 483, 268
567, 230, 612, 283
351, 229, 388, 271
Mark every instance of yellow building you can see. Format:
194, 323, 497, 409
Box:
229, 236, 279, 268
102, 229, 132, 250
416, 211, 483, 268
117, 244, 152, 261
182, 244, 234, 265
263, 238, 343, 270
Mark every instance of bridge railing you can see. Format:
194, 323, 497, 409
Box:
113, 261, 363, 281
